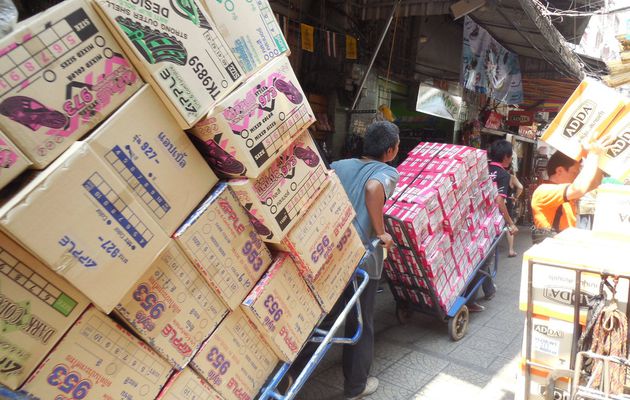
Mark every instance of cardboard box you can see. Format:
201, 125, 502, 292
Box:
596, 103, 630, 180
200, 0, 288, 74
309, 225, 366, 313
115, 241, 228, 370
0, 232, 90, 390
93, 0, 244, 128
0, 142, 168, 313
524, 315, 576, 369
241, 253, 323, 362
0, 0, 142, 168
157, 368, 223, 400
228, 131, 329, 243
593, 184, 630, 237
190, 56, 315, 178
515, 364, 569, 400
190, 309, 278, 400
174, 183, 273, 310
85, 85, 218, 235
272, 174, 355, 281
385, 201, 430, 251
21, 307, 172, 400
0, 130, 30, 191
542, 79, 625, 160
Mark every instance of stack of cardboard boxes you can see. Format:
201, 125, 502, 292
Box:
0, 0, 367, 398
383, 142, 503, 313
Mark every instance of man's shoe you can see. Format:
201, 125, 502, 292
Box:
346, 377, 379, 400
484, 291, 496, 301
467, 302, 486, 313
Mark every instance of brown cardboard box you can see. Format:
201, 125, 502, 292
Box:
190, 56, 314, 178
0, 142, 169, 313
541, 79, 625, 160
0, 0, 142, 168
0, 232, 90, 390
174, 183, 272, 310
115, 241, 228, 370
0, 130, 30, 191
21, 307, 172, 399
228, 131, 329, 243
271, 174, 355, 281
522, 315, 576, 370
596, 103, 630, 181
157, 368, 223, 399
241, 253, 323, 362
308, 225, 366, 313
93, 0, 244, 128
199, 0, 288, 74
593, 184, 630, 237
85, 85, 218, 235
190, 309, 279, 400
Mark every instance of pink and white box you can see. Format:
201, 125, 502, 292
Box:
422, 248, 444, 278
385, 202, 430, 249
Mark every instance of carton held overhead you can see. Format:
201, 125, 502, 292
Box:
0, 142, 169, 313
94, 0, 244, 128
0, 0, 142, 169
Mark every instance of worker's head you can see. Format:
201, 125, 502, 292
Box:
363, 121, 400, 162
547, 151, 580, 183
488, 139, 513, 168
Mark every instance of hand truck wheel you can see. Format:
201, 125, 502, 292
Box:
396, 303, 412, 324
448, 305, 469, 341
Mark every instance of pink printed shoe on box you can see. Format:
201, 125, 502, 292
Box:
293, 146, 319, 168
274, 79, 303, 104
205, 139, 246, 176
0, 96, 68, 131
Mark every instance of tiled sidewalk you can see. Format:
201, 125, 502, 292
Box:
296, 230, 530, 400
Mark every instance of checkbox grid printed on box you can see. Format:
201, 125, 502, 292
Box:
274, 165, 326, 230
254, 104, 312, 167
185, 233, 239, 299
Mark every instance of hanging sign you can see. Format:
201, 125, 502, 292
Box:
346, 35, 358, 59
301, 23, 314, 52
416, 84, 462, 121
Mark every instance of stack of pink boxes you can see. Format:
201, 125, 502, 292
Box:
384, 142, 504, 313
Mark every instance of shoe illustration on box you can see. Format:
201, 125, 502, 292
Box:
294, 145, 320, 167
170, 0, 212, 29
274, 79, 303, 104
0, 96, 68, 131
116, 16, 188, 65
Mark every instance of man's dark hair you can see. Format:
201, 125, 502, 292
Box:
363, 121, 400, 158
547, 151, 578, 177
488, 140, 513, 163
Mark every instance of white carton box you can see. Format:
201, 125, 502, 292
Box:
21, 307, 172, 400
174, 183, 273, 310
115, 241, 228, 370
94, 0, 244, 128
0, 130, 30, 191
242, 253, 323, 362
524, 315, 577, 370
309, 225, 366, 313
272, 174, 355, 281
191, 309, 279, 400
86, 85, 218, 234
597, 103, 630, 181
593, 184, 630, 237
228, 131, 329, 243
541, 79, 625, 160
0, 142, 169, 313
190, 56, 315, 178
0, 0, 142, 168
0, 232, 90, 390
515, 366, 569, 400
200, 0, 288, 74
157, 368, 223, 399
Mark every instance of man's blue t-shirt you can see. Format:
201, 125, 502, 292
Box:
331, 159, 399, 279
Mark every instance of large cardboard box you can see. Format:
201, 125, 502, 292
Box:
86, 85, 218, 234
21, 307, 172, 400
157, 368, 223, 399
309, 225, 366, 313
541, 79, 625, 160
93, 0, 244, 128
228, 131, 329, 243
190, 309, 279, 400
596, 103, 630, 180
242, 253, 323, 362
0, 130, 30, 191
0, 0, 142, 168
593, 184, 630, 237
115, 241, 228, 370
271, 174, 355, 281
174, 183, 273, 310
0, 232, 90, 390
200, 0, 288, 74
523, 315, 576, 370
190, 56, 314, 178
515, 365, 569, 400
0, 142, 169, 312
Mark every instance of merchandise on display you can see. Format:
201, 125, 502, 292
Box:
0, 129, 30, 191
85, 85, 218, 235
157, 368, 223, 399
0, 142, 169, 313
93, 0, 244, 128
190, 56, 315, 179
0, 0, 142, 168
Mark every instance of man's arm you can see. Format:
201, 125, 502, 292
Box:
566, 135, 613, 201
495, 194, 518, 235
365, 179, 393, 249
511, 174, 524, 199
